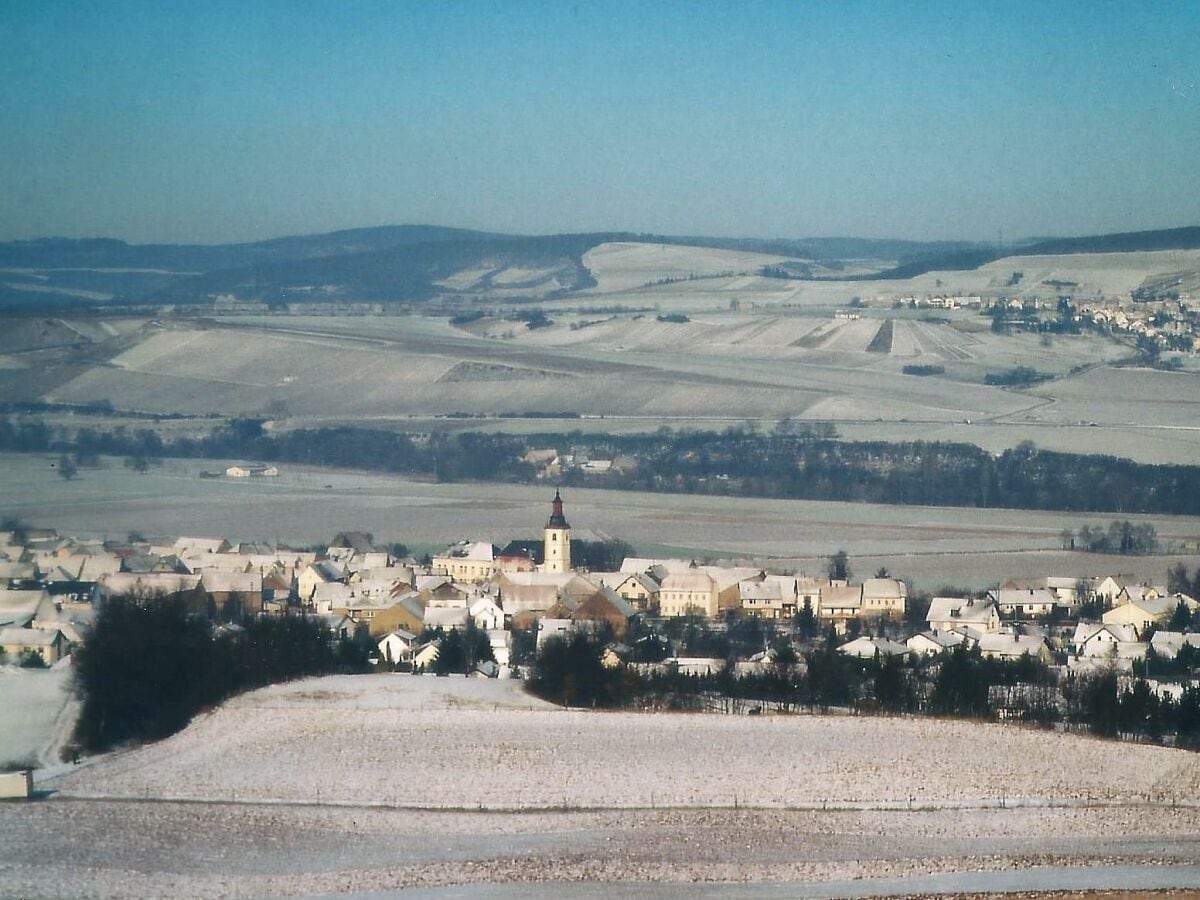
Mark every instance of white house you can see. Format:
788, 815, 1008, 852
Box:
906, 629, 969, 656
925, 597, 1001, 634
838, 635, 908, 659
377, 629, 417, 665
469, 595, 506, 631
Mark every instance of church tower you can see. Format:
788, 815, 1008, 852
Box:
542, 489, 571, 573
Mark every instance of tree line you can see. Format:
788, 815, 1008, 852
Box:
70, 593, 370, 754
528, 634, 1200, 749
7, 416, 1200, 516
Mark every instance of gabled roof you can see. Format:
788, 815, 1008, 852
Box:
0, 626, 64, 647
838, 636, 908, 658
573, 586, 635, 621
822, 584, 863, 609
977, 632, 1049, 658
660, 571, 715, 592
436, 541, 498, 562
1073, 622, 1139, 646
738, 580, 782, 602
862, 578, 907, 600
619, 557, 695, 575
329, 531, 377, 553
926, 596, 998, 625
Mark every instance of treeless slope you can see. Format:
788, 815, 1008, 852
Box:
51, 675, 1200, 811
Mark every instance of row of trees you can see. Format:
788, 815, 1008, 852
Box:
8, 415, 1200, 516
527, 635, 1200, 749
1062, 520, 1160, 555
71, 594, 370, 753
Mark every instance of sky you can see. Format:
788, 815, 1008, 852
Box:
1, 1, 1199, 244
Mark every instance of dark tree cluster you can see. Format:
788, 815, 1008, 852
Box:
71, 594, 369, 753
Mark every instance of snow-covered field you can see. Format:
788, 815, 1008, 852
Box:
6, 675, 1198, 897
50, 675, 1200, 810
0, 666, 71, 767
5, 453, 1198, 589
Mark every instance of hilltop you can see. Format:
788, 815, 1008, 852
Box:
3, 222, 1197, 309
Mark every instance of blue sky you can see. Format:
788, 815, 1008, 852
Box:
1, 1, 1198, 243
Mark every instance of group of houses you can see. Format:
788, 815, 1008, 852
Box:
4, 492, 1198, 697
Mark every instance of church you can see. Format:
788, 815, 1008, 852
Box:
542, 489, 571, 574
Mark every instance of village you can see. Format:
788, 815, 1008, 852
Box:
3, 489, 1199, 726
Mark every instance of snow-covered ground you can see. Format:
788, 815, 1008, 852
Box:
6, 675, 1198, 896
50, 674, 1200, 810
0, 665, 71, 767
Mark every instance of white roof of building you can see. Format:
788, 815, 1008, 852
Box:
437, 541, 497, 562
839, 636, 908, 658
926, 596, 997, 625
738, 580, 782, 602
619, 557, 695, 575
660, 572, 715, 592
0, 626, 63, 647
1073, 622, 1139, 646
977, 632, 1048, 658
862, 578, 907, 600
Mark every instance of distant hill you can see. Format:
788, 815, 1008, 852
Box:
859, 226, 1200, 281
150, 232, 636, 304
0, 225, 505, 272
2, 222, 1198, 307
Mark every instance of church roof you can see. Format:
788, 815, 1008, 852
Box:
546, 489, 570, 529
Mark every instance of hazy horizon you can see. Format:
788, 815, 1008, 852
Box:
3, 1, 1199, 245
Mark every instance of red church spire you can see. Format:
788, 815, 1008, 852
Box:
546, 488, 570, 529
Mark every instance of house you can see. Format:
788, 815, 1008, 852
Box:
536, 617, 575, 650
363, 593, 426, 637
926, 597, 1001, 634
0, 626, 70, 665
669, 657, 725, 676
819, 583, 863, 630
412, 640, 441, 670
432, 541, 498, 582
619, 557, 696, 577
469, 595, 507, 631
1095, 576, 1160, 607
96, 572, 203, 602
173, 536, 232, 556
488, 629, 512, 668
377, 629, 417, 665
702, 566, 763, 613
297, 560, 347, 602
1103, 594, 1197, 635
495, 541, 539, 573
571, 587, 635, 638
1072, 623, 1140, 657
906, 629, 970, 656
976, 631, 1053, 663
424, 605, 470, 630
0, 589, 57, 629
587, 572, 660, 613
838, 635, 908, 659
738, 579, 787, 619
658, 571, 718, 618
1150, 631, 1200, 660
329, 531, 378, 554
225, 464, 279, 478
993, 588, 1059, 619
200, 571, 264, 616
860, 578, 907, 618
495, 572, 595, 615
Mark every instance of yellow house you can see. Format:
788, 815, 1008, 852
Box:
431, 541, 498, 583
0, 626, 69, 665
658, 571, 717, 618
